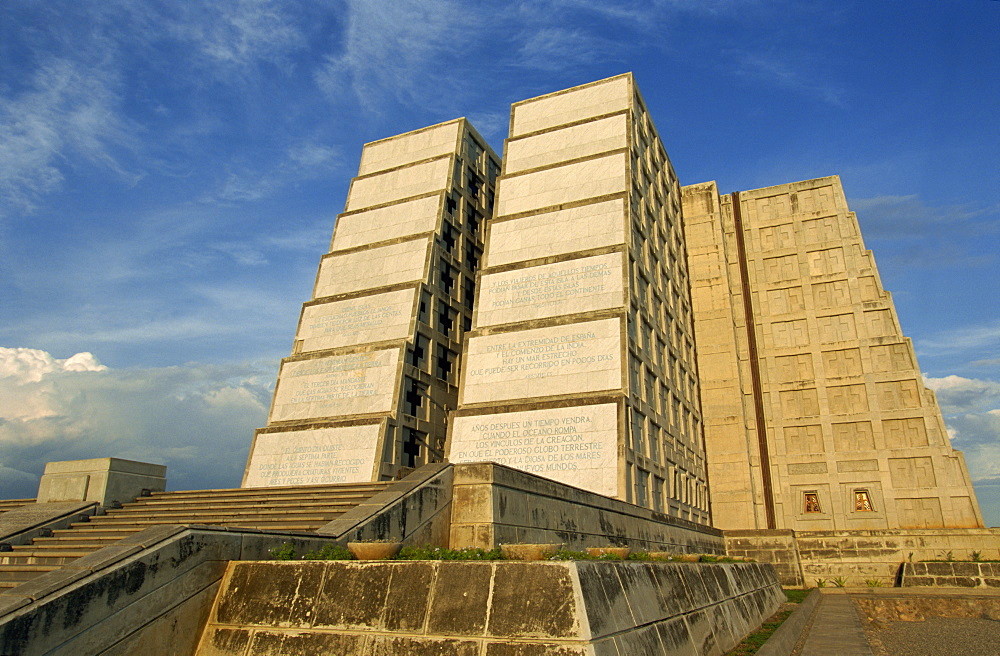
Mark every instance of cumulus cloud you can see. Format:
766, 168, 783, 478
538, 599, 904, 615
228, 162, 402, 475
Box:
924, 373, 1000, 487
0, 347, 273, 499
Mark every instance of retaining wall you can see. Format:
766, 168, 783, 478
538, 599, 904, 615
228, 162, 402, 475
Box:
197, 560, 784, 655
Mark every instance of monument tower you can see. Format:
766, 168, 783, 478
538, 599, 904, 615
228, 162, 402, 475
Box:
683, 178, 983, 530
446, 74, 711, 524
243, 119, 499, 487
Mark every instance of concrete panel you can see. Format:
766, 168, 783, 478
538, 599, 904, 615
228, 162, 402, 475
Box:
476, 253, 625, 327
332, 195, 440, 250
460, 319, 621, 404
315, 238, 429, 297
269, 349, 400, 422
511, 75, 630, 137
486, 198, 626, 267
358, 121, 461, 176
297, 288, 416, 353
505, 114, 627, 174
346, 158, 451, 212
449, 404, 619, 497
244, 425, 382, 487
496, 153, 627, 218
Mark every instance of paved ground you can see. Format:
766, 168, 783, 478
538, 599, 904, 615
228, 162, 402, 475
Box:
788, 588, 1000, 656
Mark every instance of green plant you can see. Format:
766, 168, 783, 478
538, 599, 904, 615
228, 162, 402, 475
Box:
397, 545, 504, 560
814, 578, 827, 588
908, 552, 914, 562
270, 542, 297, 560
971, 550, 982, 562
627, 551, 652, 561
302, 544, 354, 560
864, 578, 884, 587
937, 550, 955, 562
832, 576, 848, 588
785, 589, 809, 603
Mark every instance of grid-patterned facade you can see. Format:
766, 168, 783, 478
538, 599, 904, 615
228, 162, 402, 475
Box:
683, 177, 983, 530
447, 74, 710, 523
243, 119, 499, 486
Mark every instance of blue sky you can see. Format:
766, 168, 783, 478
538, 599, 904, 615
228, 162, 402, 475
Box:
1, 1, 998, 524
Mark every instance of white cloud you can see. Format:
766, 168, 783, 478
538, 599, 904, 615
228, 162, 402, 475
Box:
314, 0, 474, 111
514, 27, 615, 73
0, 58, 136, 214
851, 194, 1000, 240
917, 322, 1000, 358
0, 347, 273, 498
734, 53, 847, 107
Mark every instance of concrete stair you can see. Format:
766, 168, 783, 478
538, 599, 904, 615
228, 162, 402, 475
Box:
0, 482, 388, 591
0, 499, 33, 514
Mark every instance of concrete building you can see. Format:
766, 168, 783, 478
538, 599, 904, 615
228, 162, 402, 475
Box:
446, 74, 711, 524
243, 119, 499, 486
683, 178, 983, 531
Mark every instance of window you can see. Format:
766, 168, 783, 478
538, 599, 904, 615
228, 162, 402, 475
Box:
854, 489, 875, 512
804, 491, 822, 513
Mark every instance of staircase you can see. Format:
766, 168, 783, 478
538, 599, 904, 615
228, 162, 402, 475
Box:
0, 499, 33, 513
0, 482, 388, 591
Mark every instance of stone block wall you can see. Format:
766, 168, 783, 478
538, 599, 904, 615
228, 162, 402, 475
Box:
197, 560, 784, 655
726, 527, 1000, 587
901, 561, 1000, 588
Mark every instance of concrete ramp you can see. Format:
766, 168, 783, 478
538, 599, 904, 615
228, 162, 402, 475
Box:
197, 560, 785, 655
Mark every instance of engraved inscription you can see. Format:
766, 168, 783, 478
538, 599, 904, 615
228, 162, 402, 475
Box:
244, 425, 381, 487
449, 405, 619, 496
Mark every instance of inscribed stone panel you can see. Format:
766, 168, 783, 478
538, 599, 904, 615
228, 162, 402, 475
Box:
762, 255, 798, 283
771, 319, 809, 348
812, 280, 851, 309
449, 404, 619, 496
817, 313, 857, 343
332, 196, 440, 250
269, 349, 400, 422
487, 199, 625, 267
889, 457, 937, 489
896, 498, 944, 529
882, 418, 928, 448
244, 425, 381, 487
870, 343, 913, 373
315, 239, 428, 297
346, 158, 451, 212
511, 76, 629, 137
807, 248, 846, 276
779, 388, 820, 418
297, 289, 416, 353
758, 223, 794, 250
822, 348, 863, 378
505, 114, 627, 174
858, 276, 880, 301
784, 425, 824, 453
461, 319, 621, 404
496, 153, 627, 217
476, 253, 624, 327
766, 286, 804, 315
876, 380, 921, 411
837, 459, 878, 472
827, 384, 869, 414
832, 421, 875, 451
864, 309, 896, 338
358, 122, 460, 176
774, 354, 814, 383
801, 216, 840, 243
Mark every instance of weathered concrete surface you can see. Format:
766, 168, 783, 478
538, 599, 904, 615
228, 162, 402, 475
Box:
851, 587, 1000, 622
0, 501, 98, 547
755, 588, 820, 656
901, 561, 1000, 588
317, 462, 453, 546
725, 527, 1000, 587
0, 526, 351, 656
451, 462, 724, 553
197, 560, 784, 655
37, 458, 166, 506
